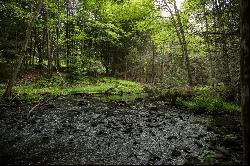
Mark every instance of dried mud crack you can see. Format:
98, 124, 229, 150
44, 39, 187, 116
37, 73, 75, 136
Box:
0, 95, 242, 165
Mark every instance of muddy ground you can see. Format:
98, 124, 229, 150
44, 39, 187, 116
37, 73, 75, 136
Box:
0, 95, 242, 165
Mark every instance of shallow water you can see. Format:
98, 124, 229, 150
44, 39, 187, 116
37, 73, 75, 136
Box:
0, 95, 242, 165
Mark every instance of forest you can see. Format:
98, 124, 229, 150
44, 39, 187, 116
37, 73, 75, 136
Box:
0, 0, 249, 165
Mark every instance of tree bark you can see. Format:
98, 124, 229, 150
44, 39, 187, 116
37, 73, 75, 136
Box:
240, 0, 249, 165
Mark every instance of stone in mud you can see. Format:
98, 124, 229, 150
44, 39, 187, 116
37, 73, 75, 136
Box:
135, 97, 143, 102
30, 119, 37, 124
122, 126, 133, 134
146, 122, 161, 128
194, 140, 203, 148
44, 103, 56, 109
41, 136, 50, 143
68, 138, 74, 144
16, 126, 23, 131
178, 115, 184, 120
183, 155, 201, 165
91, 121, 99, 127
171, 149, 182, 157
148, 155, 161, 163
117, 101, 127, 106
181, 146, 191, 153
149, 106, 158, 111
33, 128, 41, 133
167, 136, 178, 141
77, 100, 89, 107
206, 126, 215, 132
56, 129, 64, 134
96, 130, 107, 136
223, 134, 238, 147
68, 109, 81, 116
169, 117, 177, 124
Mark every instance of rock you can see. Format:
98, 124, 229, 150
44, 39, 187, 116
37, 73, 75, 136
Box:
91, 122, 99, 127
135, 97, 143, 102
180, 146, 191, 153
41, 136, 50, 143
197, 134, 206, 140
223, 134, 238, 147
118, 101, 127, 106
178, 115, 184, 121
215, 147, 230, 156
122, 126, 133, 134
68, 138, 74, 144
33, 128, 41, 133
169, 118, 177, 124
167, 136, 178, 141
78, 100, 89, 107
194, 141, 203, 148
171, 149, 182, 157
96, 130, 107, 136
183, 155, 201, 165
56, 129, 64, 134
207, 126, 215, 132
148, 155, 161, 163
149, 106, 158, 111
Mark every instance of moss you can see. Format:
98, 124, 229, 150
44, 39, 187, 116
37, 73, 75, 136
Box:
148, 84, 240, 114
0, 76, 145, 102
201, 150, 216, 164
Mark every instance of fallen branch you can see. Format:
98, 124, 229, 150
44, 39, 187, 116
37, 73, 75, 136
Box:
27, 96, 53, 116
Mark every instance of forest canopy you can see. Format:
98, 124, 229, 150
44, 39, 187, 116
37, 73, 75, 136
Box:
0, 0, 240, 88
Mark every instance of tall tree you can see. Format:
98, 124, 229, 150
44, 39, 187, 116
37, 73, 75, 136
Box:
162, 0, 193, 86
3, 0, 42, 98
240, 0, 249, 164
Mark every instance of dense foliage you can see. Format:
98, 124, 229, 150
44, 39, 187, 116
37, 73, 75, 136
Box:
0, 0, 240, 86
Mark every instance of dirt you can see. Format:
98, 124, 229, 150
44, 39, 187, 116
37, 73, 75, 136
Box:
0, 95, 243, 165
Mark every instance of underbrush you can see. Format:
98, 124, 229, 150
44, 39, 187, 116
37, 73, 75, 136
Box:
145, 83, 240, 114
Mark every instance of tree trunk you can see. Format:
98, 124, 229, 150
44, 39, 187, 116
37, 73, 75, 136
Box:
173, 0, 193, 86
3, 1, 42, 98
66, 0, 70, 67
32, 27, 37, 65
163, 0, 193, 86
151, 42, 156, 83
56, 26, 60, 68
240, 0, 249, 165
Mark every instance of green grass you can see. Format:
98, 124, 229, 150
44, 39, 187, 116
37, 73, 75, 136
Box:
0, 75, 145, 102
201, 149, 216, 164
0, 84, 5, 94
147, 83, 240, 114
178, 97, 240, 113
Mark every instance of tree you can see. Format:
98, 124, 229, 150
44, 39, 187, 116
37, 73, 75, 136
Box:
240, 0, 249, 164
3, 0, 42, 98
160, 0, 193, 86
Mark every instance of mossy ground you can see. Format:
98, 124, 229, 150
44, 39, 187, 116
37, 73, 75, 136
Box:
0, 74, 145, 102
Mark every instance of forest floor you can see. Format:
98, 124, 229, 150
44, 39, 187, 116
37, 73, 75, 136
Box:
0, 94, 242, 165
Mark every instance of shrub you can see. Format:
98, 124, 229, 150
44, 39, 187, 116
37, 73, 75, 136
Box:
36, 74, 64, 88
179, 95, 239, 113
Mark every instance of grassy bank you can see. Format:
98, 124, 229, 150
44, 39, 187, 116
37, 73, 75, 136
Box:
0, 74, 145, 102
145, 84, 240, 114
